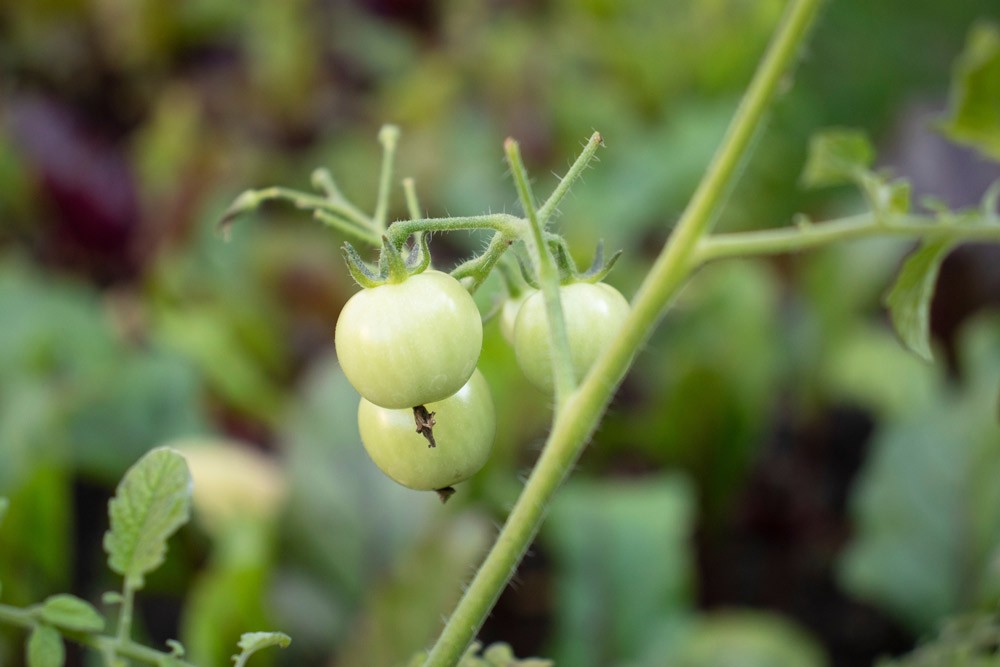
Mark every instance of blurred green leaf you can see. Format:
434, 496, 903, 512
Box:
104, 447, 192, 589
801, 128, 875, 188
0, 466, 71, 605
26, 625, 64, 667
669, 611, 828, 667
883, 237, 954, 362
940, 22, 1000, 160
66, 350, 209, 481
0, 497, 7, 527
39, 594, 105, 633
278, 355, 442, 652
840, 317, 1000, 633
877, 611, 1000, 666
545, 475, 695, 667
820, 325, 940, 418
181, 520, 274, 667
337, 514, 491, 667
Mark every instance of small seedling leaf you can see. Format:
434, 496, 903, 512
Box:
103, 447, 192, 588
801, 128, 875, 188
27, 625, 65, 667
39, 594, 105, 633
939, 22, 1000, 161
884, 238, 955, 362
233, 632, 291, 666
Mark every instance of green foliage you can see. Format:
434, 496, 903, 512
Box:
232, 632, 291, 667
801, 129, 875, 187
544, 476, 694, 667
408, 641, 552, 667
104, 448, 193, 589
38, 595, 104, 633
839, 316, 1000, 633
940, 23, 1000, 160
26, 625, 64, 667
883, 238, 954, 361
670, 612, 828, 667
877, 612, 1000, 667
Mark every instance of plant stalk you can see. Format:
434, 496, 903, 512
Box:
421, 0, 824, 664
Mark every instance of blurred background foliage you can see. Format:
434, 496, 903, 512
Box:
0, 0, 999, 666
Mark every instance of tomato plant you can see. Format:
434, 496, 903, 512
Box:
357, 369, 495, 491
334, 270, 483, 409
512, 282, 630, 393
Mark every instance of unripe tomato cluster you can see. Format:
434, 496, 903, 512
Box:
336, 269, 629, 494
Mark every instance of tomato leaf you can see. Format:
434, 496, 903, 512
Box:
27, 625, 64, 667
883, 238, 954, 362
232, 632, 291, 666
939, 22, 1000, 161
103, 447, 192, 589
39, 594, 105, 633
801, 128, 875, 188
839, 317, 1000, 633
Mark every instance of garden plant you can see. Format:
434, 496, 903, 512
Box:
1, 0, 1000, 665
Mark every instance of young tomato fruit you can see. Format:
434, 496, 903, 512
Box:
499, 289, 537, 344
335, 270, 483, 409
358, 369, 496, 491
513, 282, 630, 393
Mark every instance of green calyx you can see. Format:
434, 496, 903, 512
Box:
515, 237, 623, 289
342, 232, 432, 288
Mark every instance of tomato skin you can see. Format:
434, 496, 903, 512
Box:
335, 270, 483, 409
499, 290, 537, 344
512, 282, 630, 393
358, 369, 496, 490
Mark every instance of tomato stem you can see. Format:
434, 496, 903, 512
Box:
422, 1, 825, 664
505, 138, 577, 404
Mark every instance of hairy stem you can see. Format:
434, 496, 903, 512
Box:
422, 1, 824, 664
537, 131, 604, 224
450, 231, 518, 292
696, 213, 1000, 261
505, 138, 576, 404
385, 214, 524, 246
373, 125, 401, 233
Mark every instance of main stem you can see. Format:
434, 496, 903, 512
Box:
421, 0, 824, 664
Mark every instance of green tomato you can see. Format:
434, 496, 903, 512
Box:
335, 270, 483, 409
358, 369, 496, 490
512, 282, 630, 393
499, 289, 537, 344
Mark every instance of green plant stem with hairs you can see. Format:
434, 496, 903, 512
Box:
210, 1, 1000, 663
422, 0, 825, 663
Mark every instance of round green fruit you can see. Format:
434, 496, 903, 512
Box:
358, 369, 496, 490
335, 270, 483, 409
513, 282, 630, 393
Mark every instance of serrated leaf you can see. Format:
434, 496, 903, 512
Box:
27, 625, 65, 667
883, 238, 954, 361
940, 22, 1000, 161
103, 447, 192, 588
39, 594, 105, 633
801, 128, 875, 188
233, 632, 291, 666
